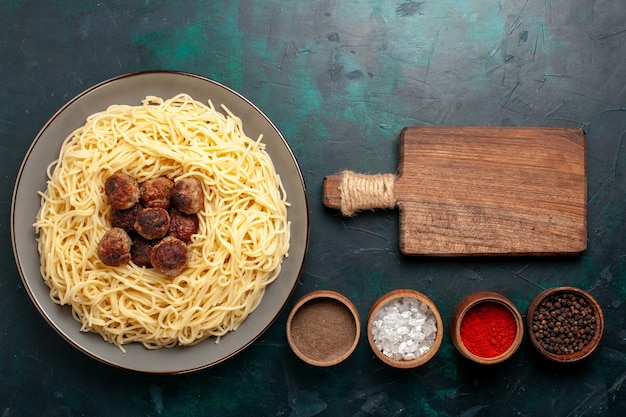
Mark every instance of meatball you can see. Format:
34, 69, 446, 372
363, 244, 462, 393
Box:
104, 172, 139, 210
168, 208, 199, 242
130, 234, 157, 267
171, 177, 204, 214
140, 176, 174, 209
110, 204, 140, 233
150, 236, 188, 277
97, 227, 132, 266
134, 207, 170, 240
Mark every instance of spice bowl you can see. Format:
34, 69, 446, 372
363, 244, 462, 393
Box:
367, 289, 443, 369
450, 292, 524, 365
527, 286, 604, 363
286, 290, 360, 367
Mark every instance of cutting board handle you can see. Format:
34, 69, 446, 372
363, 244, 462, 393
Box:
322, 171, 397, 216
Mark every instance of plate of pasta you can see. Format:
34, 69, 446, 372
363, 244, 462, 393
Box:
11, 71, 309, 373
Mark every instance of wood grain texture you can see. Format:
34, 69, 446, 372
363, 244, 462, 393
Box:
323, 126, 586, 256
322, 175, 343, 210
396, 126, 586, 255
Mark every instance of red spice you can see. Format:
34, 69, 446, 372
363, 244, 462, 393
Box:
460, 302, 517, 358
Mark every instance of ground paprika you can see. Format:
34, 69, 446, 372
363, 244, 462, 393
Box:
460, 302, 517, 358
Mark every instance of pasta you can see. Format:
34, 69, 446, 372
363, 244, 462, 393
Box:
34, 94, 291, 352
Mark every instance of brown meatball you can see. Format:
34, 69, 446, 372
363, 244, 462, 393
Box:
110, 204, 140, 233
140, 177, 174, 209
150, 236, 188, 277
171, 177, 204, 214
168, 208, 199, 242
134, 207, 170, 240
97, 227, 132, 266
104, 172, 139, 210
130, 234, 157, 267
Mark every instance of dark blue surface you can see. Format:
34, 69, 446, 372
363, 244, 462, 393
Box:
1, 1, 625, 416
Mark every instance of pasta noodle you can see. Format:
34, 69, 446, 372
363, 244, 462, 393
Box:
34, 94, 290, 352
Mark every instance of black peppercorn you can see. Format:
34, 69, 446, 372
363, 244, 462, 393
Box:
530, 292, 597, 355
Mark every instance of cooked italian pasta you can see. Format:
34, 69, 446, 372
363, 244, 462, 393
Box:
34, 94, 290, 351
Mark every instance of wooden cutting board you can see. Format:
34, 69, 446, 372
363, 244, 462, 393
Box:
322, 126, 586, 256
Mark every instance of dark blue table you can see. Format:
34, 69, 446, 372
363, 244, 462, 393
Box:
2, 1, 625, 415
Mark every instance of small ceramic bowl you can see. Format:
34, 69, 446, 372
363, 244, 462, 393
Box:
526, 286, 604, 363
450, 292, 524, 364
367, 289, 443, 369
286, 290, 360, 367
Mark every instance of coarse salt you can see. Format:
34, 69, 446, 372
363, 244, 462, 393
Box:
371, 297, 437, 360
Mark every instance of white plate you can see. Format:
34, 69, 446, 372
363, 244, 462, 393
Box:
11, 71, 309, 374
